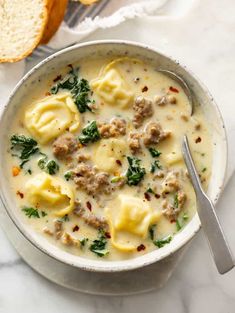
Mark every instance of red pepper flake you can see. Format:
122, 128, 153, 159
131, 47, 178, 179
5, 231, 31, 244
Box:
68, 63, 73, 69
105, 232, 111, 239
195, 136, 202, 143
137, 244, 146, 252
45, 91, 51, 96
170, 219, 176, 223
155, 194, 161, 199
144, 192, 151, 201
86, 201, 92, 211
53, 75, 62, 82
142, 86, 148, 92
72, 225, 79, 232
169, 86, 179, 93
16, 190, 24, 199
116, 159, 122, 166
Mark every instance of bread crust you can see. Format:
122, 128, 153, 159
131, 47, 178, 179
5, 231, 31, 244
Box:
40, 0, 68, 45
0, 0, 50, 63
79, 0, 98, 4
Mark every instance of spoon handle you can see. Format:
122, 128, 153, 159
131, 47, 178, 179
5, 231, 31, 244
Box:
182, 135, 234, 274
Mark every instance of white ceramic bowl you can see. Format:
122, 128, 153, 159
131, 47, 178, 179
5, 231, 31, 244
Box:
0, 40, 227, 273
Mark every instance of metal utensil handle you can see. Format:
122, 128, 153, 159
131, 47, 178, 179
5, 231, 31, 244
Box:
182, 135, 234, 274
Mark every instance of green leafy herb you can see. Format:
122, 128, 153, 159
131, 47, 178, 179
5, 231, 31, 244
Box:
46, 160, 59, 175
89, 229, 109, 257
78, 121, 100, 145
27, 169, 32, 175
22, 207, 40, 218
51, 67, 92, 113
149, 224, 156, 240
183, 212, 189, 221
22, 207, 47, 218
153, 235, 172, 248
202, 167, 207, 173
176, 219, 182, 231
64, 171, 73, 181
126, 156, 146, 186
150, 160, 162, 173
111, 176, 125, 183
38, 156, 59, 175
38, 157, 46, 170
80, 238, 88, 248
146, 187, 154, 194
10, 135, 39, 168
173, 193, 179, 208
149, 148, 161, 158
175, 212, 189, 232
59, 214, 69, 222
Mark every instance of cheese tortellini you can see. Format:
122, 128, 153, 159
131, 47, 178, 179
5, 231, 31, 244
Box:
106, 195, 161, 251
93, 138, 126, 174
25, 173, 75, 217
91, 64, 134, 109
24, 92, 80, 144
165, 145, 183, 165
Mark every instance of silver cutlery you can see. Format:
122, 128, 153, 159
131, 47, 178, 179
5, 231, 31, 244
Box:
182, 135, 234, 274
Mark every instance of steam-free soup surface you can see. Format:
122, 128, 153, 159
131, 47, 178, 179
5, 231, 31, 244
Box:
7, 57, 212, 260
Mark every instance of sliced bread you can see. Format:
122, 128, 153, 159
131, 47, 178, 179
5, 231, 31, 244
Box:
40, 0, 68, 44
79, 0, 99, 4
0, 0, 49, 63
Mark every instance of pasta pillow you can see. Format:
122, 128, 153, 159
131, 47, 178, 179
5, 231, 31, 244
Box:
24, 92, 80, 144
165, 145, 183, 165
93, 138, 126, 174
105, 194, 161, 251
25, 173, 75, 217
91, 67, 134, 109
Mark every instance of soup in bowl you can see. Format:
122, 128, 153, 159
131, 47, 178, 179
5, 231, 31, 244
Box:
0, 41, 227, 272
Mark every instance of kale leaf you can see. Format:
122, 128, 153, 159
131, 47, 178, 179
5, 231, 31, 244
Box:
153, 235, 172, 248
46, 160, 59, 175
64, 171, 73, 181
22, 207, 47, 218
150, 160, 162, 173
126, 156, 146, 186
59, 214, 69, 222
51, 67, 92, 113
78, 120, 100, 145
149, 148, 161, 158
89, 229, 109, 257
38, 156, 59, 175
176, 219, 182, 231
10, 134, 39, 168
80, 238, 89, 248
173, 193, 179, 208
149, 224, 156, 240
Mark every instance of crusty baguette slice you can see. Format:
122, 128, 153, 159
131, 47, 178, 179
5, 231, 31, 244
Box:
40, 0, 68, 45
79, 0, 99, 4
0, 0, 49, 63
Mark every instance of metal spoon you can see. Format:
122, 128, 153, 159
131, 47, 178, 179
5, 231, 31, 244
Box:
158, 69, 194, 115
182, 135, 234, 274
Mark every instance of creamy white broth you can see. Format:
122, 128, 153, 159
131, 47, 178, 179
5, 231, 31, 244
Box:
6, 57, 212, 261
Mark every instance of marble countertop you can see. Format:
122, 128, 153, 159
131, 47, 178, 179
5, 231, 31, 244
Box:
1, 0, 235, 311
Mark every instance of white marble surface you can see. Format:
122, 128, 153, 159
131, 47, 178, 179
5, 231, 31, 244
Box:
1, 0, 235, 311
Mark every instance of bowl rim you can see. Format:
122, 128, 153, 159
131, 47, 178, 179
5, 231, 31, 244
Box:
0, 39, 228, 272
